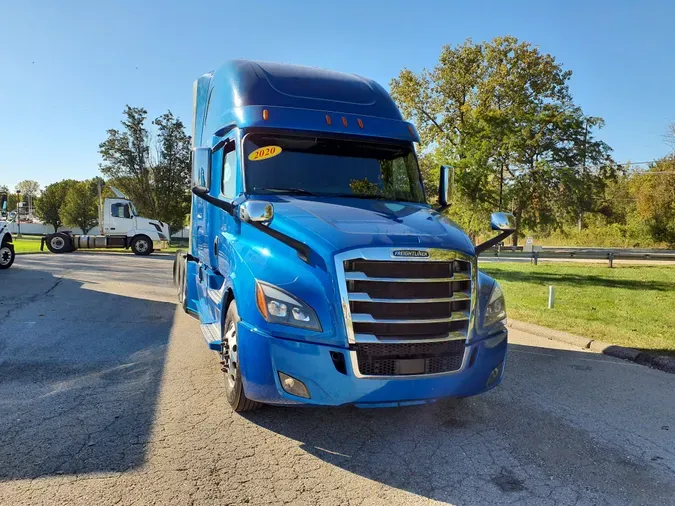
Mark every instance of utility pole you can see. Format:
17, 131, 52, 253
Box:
16, 190, 21, 237
579, 118, 588, 233
499, 163, 504, 211
98, 181, 104, 233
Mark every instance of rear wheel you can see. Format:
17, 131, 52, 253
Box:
45, 233, 72, 254
131, 235, 152, 256
0, 243, 14, 269
221, 301, 262, 412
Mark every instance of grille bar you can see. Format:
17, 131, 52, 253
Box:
354, 331, 467, 343
351, 312, 470, 325
345, 272, 469, 283
348, 292, 470, 304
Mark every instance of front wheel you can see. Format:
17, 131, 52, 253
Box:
221, 301, 262, 412
0, 244, 15, 269
131, 236, 152, 256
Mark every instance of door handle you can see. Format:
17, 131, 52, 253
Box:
213, 237, 219, 257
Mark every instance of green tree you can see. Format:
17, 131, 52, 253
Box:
390, 36, 614, 245
35, 180, 77, 232
633, 156, 675, 246
99, 106, 156, 216
15, 180, 40, 197
60, 180, 100, 235
152, 112, 192, 233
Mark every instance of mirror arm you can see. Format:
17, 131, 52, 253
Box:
435, 204, 451, 214
192, 187, 233, 215
191, 188, 310, 264
475, 229, 515, 255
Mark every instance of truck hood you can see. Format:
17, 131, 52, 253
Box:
258, 196, 475, 257
136, 216, 170, 237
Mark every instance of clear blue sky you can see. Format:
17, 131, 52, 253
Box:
1, 0, 674, 190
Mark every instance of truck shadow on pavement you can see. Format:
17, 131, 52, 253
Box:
0, 267, 175, 481
244, 343, 675, 504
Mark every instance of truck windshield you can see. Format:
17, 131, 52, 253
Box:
244, 134, 426, 204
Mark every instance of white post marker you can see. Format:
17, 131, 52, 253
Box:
548, 286, 555, 309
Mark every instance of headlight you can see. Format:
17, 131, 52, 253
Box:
255, 281, 322, 331
483, 282, 506, 327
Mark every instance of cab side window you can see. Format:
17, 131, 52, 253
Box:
111, 203, 131, 218
221, 141, 237, 199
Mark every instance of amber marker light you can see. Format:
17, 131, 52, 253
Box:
255, 282, 268, 319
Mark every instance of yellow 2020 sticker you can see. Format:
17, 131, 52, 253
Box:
248, 145, 282, 161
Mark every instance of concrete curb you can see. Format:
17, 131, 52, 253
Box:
507, 319, 675, 374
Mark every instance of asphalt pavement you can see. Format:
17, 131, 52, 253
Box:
0, 253, 673, 506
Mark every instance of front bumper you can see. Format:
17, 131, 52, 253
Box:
238, 321, 508, 407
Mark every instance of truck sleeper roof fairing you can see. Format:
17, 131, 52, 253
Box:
193, 60, 420, 148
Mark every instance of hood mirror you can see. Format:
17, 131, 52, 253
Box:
240, 201, 274, 225
475, 211, 517, 254
490, 212, 516, 232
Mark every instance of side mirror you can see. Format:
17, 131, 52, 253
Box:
191, 147, 212, 191
437, 165, 454, 211
240, 201, 274, 225
490, 212, 516, 232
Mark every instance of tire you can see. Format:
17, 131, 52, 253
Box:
45, 233, 73, 254
221, 301, 262, 412
0, 243, 15, 269
131, 235, 153, 256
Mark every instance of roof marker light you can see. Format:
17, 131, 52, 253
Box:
262, 109, 269, 121
325, 115, 332, 126
341, 117, 348, 127
407, 124, 415, 136
357, 118, 364, 129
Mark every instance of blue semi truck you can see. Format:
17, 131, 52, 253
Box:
173, 60, 516, 411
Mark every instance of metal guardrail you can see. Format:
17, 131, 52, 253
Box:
481, 246, 675, 267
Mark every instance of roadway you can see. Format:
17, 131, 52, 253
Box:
0, 254, 673, 505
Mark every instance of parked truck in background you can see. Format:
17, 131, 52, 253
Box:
0, 192, 15, 269
174, 60, 516, 411
42, 188, 170, 255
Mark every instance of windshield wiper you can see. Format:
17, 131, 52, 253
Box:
253, 187, 318, 197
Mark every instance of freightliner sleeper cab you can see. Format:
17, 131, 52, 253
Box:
174, 60, 515, 411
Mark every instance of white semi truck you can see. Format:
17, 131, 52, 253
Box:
42, 189, 170, 256
0, 219, 15, 269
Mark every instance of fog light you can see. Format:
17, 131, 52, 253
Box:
486, 362, 503, 387
278, 372, 310, 399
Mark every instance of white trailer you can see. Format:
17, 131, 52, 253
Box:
42, 191, 170, 256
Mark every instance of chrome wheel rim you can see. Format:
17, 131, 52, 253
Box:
50, 237, 65, 250
221, 321, 238, 388
0, 247, 11, 266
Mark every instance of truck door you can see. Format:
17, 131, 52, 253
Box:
203, 135, 238, 325
107, 199, 134, 235
212, 138, 238, 274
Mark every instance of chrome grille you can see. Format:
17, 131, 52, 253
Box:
335, 248, 475, 377
344, 258, 472, 341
